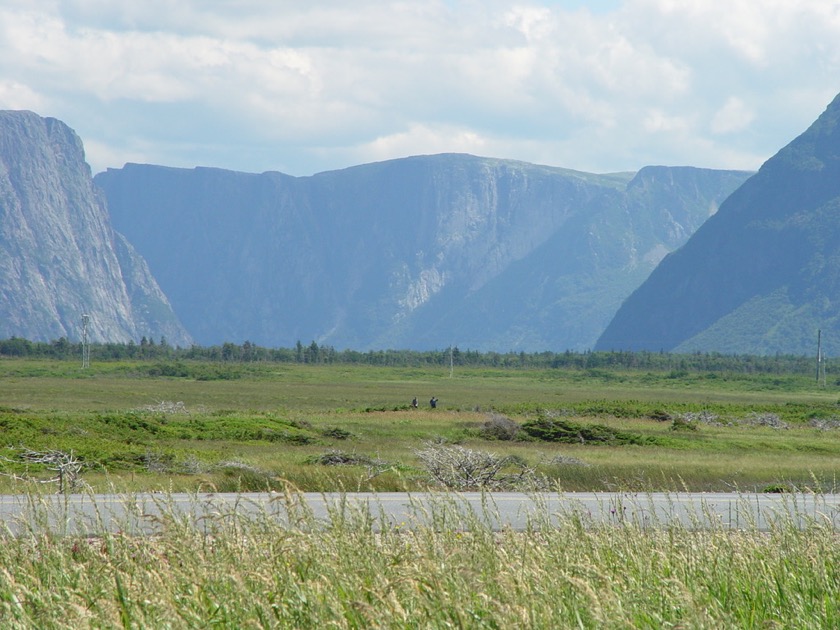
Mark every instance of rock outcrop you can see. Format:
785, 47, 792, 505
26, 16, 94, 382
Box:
0, 110, 191, 345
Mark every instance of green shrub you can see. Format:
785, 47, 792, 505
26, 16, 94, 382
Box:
670, 416, 699, 432
762, 483, 793, 493
521, 415, 660, 446
321, 427, 353, 440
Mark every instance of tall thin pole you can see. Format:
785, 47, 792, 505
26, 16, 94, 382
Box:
81, 314, 90, 369
816, 329, 821, 384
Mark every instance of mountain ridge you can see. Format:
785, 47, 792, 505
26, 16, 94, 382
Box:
96, 154, 749, 351
595, 91, 840, 356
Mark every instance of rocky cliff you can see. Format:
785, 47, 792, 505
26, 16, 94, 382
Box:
596, 91, 840, 356
96, 155, 749, 351
0, 110, 191, 345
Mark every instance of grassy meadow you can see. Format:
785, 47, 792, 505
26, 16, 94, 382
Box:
1, 355, 840, 628
1, 356, 839, 494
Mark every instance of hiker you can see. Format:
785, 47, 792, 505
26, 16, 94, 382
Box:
429, 396, 438, 408
411, 397, 418, 408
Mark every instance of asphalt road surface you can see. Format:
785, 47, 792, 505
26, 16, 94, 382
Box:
2, 492, 839, 536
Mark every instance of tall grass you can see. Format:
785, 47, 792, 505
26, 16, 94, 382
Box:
0, 491, 837, 628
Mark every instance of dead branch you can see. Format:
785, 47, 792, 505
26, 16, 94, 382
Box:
0, 447, 85, 493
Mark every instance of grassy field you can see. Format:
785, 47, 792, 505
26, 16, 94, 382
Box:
1, 358, 839, 494
2, 357, 840, 628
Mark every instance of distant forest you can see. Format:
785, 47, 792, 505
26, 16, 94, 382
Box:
0, 336, 829, 377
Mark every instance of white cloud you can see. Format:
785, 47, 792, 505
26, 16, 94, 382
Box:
711, 97, 755, 135
0, 80, 45, 111
82, 138, 150, 172
343, 123, 491, 164
643, 110, 691, 134
0, 1, 838, 175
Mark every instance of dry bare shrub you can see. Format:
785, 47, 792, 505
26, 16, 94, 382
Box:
414, 442, 545, 490
0, 448, 85, 492
479, 412, 521, 440
307, 449, 376, 466
143, 450, 175, 473
215, 460, 263, 474
679, 410, 721, 425
307, 449, 393, 480
549, 454, 590, 467
144, 451, 208, 474
809, 417, 840, 430
180, 455, 206, 474
137, 400, 188, 414
744, 412, 788, 429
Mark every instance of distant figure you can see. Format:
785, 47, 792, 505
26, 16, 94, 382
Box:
411, 397, 418, 408
429, 396, 438, 409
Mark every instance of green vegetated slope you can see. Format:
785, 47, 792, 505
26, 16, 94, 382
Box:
1, 357, 838, 494
598, 91, 840, 355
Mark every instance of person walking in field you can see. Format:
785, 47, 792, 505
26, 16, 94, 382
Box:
411, 397, 418, 408
429, 397, 438, 408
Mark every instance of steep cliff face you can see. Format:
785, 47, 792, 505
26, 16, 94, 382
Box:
0, 110, 191, 345
298, 156, 626, 349
97, 154, 749, 351
595, 92, 840, 356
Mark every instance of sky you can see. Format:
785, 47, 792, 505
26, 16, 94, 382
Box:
1, 0, 839, 177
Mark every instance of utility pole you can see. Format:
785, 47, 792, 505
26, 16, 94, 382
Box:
81, 314, 90, 369
816, 329, 822, 385
817, 331, 827, 387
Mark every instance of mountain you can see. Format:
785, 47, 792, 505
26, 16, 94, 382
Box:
0, 110, 192, 346
95, 155, 749, 351
596, 92, 840, 356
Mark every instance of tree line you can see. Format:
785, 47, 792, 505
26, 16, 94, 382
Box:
0, 335, 830, 376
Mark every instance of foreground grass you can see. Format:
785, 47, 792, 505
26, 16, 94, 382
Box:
0, 492, 837, 628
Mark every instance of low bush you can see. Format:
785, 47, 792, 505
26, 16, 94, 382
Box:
213, 462, 280, 491
521, 415, 660, 446
414, 442, 545, 490
762, 482, 794, 493
478, 412, 521, 440
744, 412, 788, 429
670, 416, 698, 432
548, 454, 590, 467
306, 449, 381, 467
321, 426, 353, 440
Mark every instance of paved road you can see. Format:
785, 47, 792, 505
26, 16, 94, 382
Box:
1, 492, 838, 536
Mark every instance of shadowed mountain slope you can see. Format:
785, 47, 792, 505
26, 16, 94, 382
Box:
96, 155, 748, 351
596, 92, 840, 356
